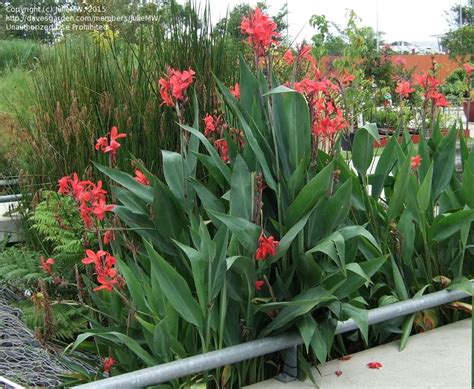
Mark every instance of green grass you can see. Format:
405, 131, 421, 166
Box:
0, 67, 33, 116
18, 2, 241, 187
0, 68, 33, 177
0, 39, 42, 72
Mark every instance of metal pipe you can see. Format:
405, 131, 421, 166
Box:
0, 194, 22, 203
74, 284, 472, 389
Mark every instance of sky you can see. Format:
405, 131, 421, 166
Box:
184, 0, 466, 45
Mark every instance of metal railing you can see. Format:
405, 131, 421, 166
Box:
74, 283, 472, 389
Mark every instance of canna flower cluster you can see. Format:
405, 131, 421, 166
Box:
293, 76, 349, 140
134, 169, 150, 185
203, 112, 244, 163
413, 71, 449, 108
82, 249, 118, 292
256, 233, 279, 260
159, 67, 195, 107
95, 126, 127, 161
40, 257, 55, 274
395, 81, 415, 99
103, 356, 116, 373
58, 173, 114, 229
240, 8, 280, 57
230, 83, 240, 100
283, 44, 316, 67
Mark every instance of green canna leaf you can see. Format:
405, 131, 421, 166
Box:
145, 241, 204, 330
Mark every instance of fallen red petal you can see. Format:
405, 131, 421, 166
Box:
367, 361, 383, 369
335, 370, 343, 377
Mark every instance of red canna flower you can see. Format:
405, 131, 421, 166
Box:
463, 63, 474, 77
92, 197, 115, 221
134, 169, 150, 185
58, 176, 71, 194
214, 139, 229, 163
335, 370, 343, 377
255, 280, 265, 290
283, 49, 294, 65
159, 67, 195, 107
40, 257, 55, 274
240, 8, 280, 57
256, 233, 279, 260
367, 361, 383, 369
204, 114, 217, 137
433, 92, 449, 107
103, 229, 115, 245
395, 81, 415, 98
230, 83, 240, 100
411, 155, 422, 170
82, 249, 119, 292
95, 126, 127, 160
103, 356, 116, 373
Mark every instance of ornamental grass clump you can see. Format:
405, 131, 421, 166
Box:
54, 8, 473, 387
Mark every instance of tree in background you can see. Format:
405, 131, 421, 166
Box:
442, 1, 474, 60
0, 0, 69, 42
445, 0, 474, 27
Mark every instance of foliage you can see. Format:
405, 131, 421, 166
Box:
29, 190, 86, 263
445, 1, 474, 27
0, 246, 44, 288
0, 0, 68, 42
440, 67, 469, 104
19, 2, 240, 187
67, 53, 472, 389
442, 25, 474, 60
0, 39, 43, 72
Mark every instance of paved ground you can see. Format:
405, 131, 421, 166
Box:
0, 201, 22, 242
246, 319, 472, 389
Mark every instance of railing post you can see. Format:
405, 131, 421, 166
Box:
274, 345, 298, 382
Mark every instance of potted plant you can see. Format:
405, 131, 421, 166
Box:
462, 90, 474, 122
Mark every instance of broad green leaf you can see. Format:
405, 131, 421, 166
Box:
399, 285, 430, 350
181, 124, 231, 184
371, 135, 398, 198
417, 162, 433, 213
230, 155, 253, 220
398, 210, 415, 265
310, 319, 336, 363
387, 153, 411, 223
145, 241, 204, 330
287, 162, 333, 226
271, 211, 313, 262
297, 315, 317, 352
209, 211, 260, 252
342, 303, 369, 344
70, 331, 157, 366
95, 163, 154, 203
261, 287, 335, 336
174, 241, 207, 314
215, 76, 277, 190
162, 150, 186, 204
270, 87, 311, 176
352, 127, 374, 176
431, 209, 474, 241
462, 152, 474, 208
432, 126, 456, 199
391, 256, 409, 301
306, 231, 346, 273
447, 277, 473, 295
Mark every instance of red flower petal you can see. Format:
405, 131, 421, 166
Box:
367, 361, 383, 369
335, 370, 343, 377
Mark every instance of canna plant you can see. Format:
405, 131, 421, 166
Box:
63, 8, 473, 387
